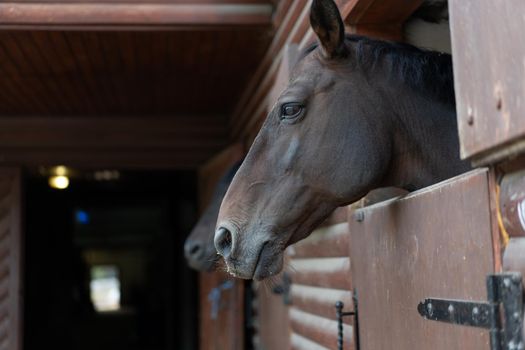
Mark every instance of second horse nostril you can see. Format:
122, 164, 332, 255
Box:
215, 227, 232, 257
189, 244, 201, 256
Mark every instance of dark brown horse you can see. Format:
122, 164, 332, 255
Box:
184, 162, 241, 271
215, 0, 470, 280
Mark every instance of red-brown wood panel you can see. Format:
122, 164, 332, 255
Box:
349, 169, 496, 350
283, 218, 355, 350
449, 0, 525, 163
0, 168, 22, 350
197, 146, 245, 350
254, 281, 290, 350
0, 29, 271, 117
199, 272, 245, 350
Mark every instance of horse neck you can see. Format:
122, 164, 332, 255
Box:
382, 92, 470, 191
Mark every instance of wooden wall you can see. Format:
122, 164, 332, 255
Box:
197, 145, 246, 350
0, 168, 22, 350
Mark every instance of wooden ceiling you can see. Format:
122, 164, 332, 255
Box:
0, 29, 270, 116
0, 0, 275, 169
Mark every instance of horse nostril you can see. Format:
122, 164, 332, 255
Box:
214, 227, 233, 257
185, 241, 203, 260
189, 243, 201, 257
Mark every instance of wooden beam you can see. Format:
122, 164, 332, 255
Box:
0, 148, 215, 169
0, 116, 228, 149
345, 0, 422, 24
0, 3, 273, 30
0, 116, 229, 169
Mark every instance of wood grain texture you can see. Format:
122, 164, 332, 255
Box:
290, 284, 353, 324
290, 333, 330, 350
199, 272, 245, 350
349, 169, 495, 350
0, 3, 273, 29
289, 307, 353, 350
287, 223, 350, 259
254, 279, 291, 350
450, 0, 525, 161
0, 29, 271, 117
288, 257, 352, 291
0, 168, 22, 350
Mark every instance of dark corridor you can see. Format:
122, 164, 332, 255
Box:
23, 170, 199, 350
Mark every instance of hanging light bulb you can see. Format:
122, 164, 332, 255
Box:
49, 175, 69, 190
48, 166, 70, 190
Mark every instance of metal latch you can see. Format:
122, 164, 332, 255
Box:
335, 290, 360, 350
418, 273, 524, 350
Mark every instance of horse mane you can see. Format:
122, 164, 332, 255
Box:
301, 35, 455, 106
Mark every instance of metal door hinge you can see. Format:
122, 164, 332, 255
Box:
418, 273, 524, 350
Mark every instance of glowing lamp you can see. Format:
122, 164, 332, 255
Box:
49, 175, 69, 190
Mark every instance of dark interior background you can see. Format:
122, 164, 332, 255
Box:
23, 170, 199, 350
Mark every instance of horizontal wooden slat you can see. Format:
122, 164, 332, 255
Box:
0, 316, 8, 346
0, 277, 8, 303
0, 3, 273, 30
289, 308, 353, 350
290, 333, 330, 350
288, 257, 351, 290
287, 223, 349, 258
290, 284, 353, 324
0, 149, 217, 169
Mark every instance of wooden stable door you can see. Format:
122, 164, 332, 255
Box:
0, 168, 23, 350
349, 169, 497, 349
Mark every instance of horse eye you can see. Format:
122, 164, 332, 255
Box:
281, 103, 304, 120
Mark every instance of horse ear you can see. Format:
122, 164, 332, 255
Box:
310, 0, 346, 58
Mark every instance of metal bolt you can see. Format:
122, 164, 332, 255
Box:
467, 107, 474, 126
448, 305, 455, 314
497, 97, 503, 111
355, 211, 365, 222
514, 311, 521, 320
427, 303, 433, 317
512, 274, 522, 283
472, 307, 479, 316
504, 278, 511, 287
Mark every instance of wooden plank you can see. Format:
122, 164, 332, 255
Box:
290, 284, 353, 324
198, 143, 244, 209
287, 223, 349, 259
288, 257, 351, 290
289, 307, 353, 350
254, 279, 291, 350
349, 169, 495, 350
0, 148, 215, 169
0, 169, 21, 350
0, 3, 273, 30
449, 0, 525, 162
199, 272, 245, 350
345, 0, 421, 24
290, 333, 330, 350
0, 116, 229, 169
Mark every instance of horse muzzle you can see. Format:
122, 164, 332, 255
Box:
214, 225, 284, 280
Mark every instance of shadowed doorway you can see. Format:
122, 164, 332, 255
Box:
24, 170, 199, 350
